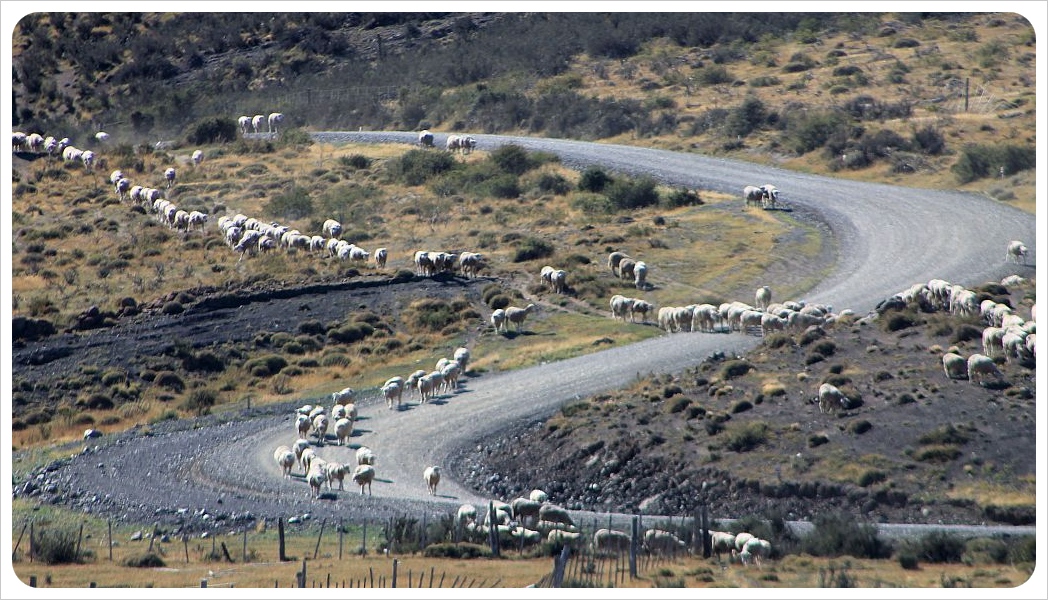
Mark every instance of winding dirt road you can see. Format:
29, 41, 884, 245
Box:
20, 133, 1037, 538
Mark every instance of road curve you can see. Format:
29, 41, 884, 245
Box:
33, 133, 1037, 539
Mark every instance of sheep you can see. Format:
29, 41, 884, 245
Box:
709, 530, 736, 560
982, 326, 1006, 358
306, 461, 328, 499
94, 131, 110, 144
356, 446, 376, 466
458, 251, 483, 277
643, 529, 687, 555
251, 114, 265, 133
296, 414, 312, 439
164, 167, 176, 189
405, 370, 428, 398
547, 530, 583, 545
325, 462, 348, 491
760, 184, 779, 209
551, 269, 568, 294
25, 132, 45, 153
510, 497, 543, 526
441, 360, 462, 394
445, 134, 462, 152
292, 438, 311, 470
351, 464, 375, 495
187, 211, 208, 233
610, 294, 634, 321
540, 265, 556, 290
418, 129, 434, 147
453, 347, 471, 374
114, 177, 131, 202
760, 313, 786, 338
608, 251, 630, 277
312, 414, 330, 445
80, 150, 96, 170
537, 503, 575, 529
12, 131, 26, 152
505, 304, 536, 333
942, 352, 968, 379
618, 258, 637, 282
62, 145, 82, 163
967, 353, 1003, 386
529, 489, 548, 503
273, 445, 296, 479
734, 531, 755, 554
743, 185, 765, 208
333, 417, 353, 446
322, 219, 342, 239
446, 134, 476, 154
417, 372, 440, 403
192, 149, 204, 167
633, 261, 648, 290
414, 250, 435, 276
1006, 240, 1028, 265
491, 308, 507, 333
755, 286, 773, 311
631, 299, 653, 323
423, 466, 441, 495
457, 504, 478, 527
238, 115, 251, 134
818, 382, 851, 413
268, 112, 284, 134
331, 387, 355, 404
593, 528, 632, 553
374, 247, 388, 269
382, 376, 405, 410
741, 537, 772, 567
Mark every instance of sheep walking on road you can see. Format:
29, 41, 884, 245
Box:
351, 464, 375, 496
418, 129, 434, 147
1006, 240, 1028, 265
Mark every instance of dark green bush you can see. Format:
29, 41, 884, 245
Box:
897, 551, 920, 570
952, 144, 1036, 184
906, 531, 965, 563
918, 424, 969, 445
388, 149, 457, 186
666, 396, 691, 414
913, 126, 945, 155
327, 323, 376, 343
488, 144, 535, 175
720, 360, 752, 380
186, 116, 238, 145
724, 421, 767, 452
884, 313, 916, 332
848, 420, 872, 434
697, 65, 734, 85
124, 552, 166, 568
403, 299, 457, 333
808, 433, 829, 447
481, 173, 521, 199
605, 175, 659, 210
243, 355, 288, 377
578, 166, 612, 193
265, 184, 313, 221
153, 371, 185, 392
513, 237, 554, 262
812, 340, 837, 357
535, 172, 571, 195
340, 154, 372, 169
422, 542, 492, 559
32, 528, 85, 564
182, 389, 217, 416
731, 400, 753, 414
801, 511, 891, 559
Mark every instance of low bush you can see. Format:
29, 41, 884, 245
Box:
422, 542, 492, 559
801, 511, 892, 559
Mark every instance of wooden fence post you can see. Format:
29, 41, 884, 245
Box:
183, 534, 189, 564
392, 559, 398, 588
362, 523, 367, 556
75, 522, 84, 562
338, 520, 343, 560
629, 515, 639, 579
243, 528, 248, 563
108, 520, 113, 562
278, 517, 287, 562
300, 558, 307, 588
314, 518, 326, 559
29, 522, 33, 563
13, 521, 28, 560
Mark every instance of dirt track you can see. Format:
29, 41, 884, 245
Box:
13, 133, 1037, 538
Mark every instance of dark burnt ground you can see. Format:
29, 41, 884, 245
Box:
453, 281, 1037, 527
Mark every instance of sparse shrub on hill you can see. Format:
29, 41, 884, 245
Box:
186, 116, 237, 145
512, 237, 554, 262
801, 511, 892, 559
952, 143, 1036, 183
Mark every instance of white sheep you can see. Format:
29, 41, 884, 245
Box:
356, 446, 376, 466
333, 417, 353, 446
80, 150, 96, 170
423, 466, 441, 495
743, 185, 765, 208
942, 352, 968, 379
741, 537, 772, 567
325, 462, 348, 491
192, 149, 204, 167
617, 258, 637, 282
456, 504, 477, 527
755, 286, 773, 311
418, 129, 434, 147
382, 376, 405, 410
610, 294, 634, 321
537, 503, 575, 529
440, 360, 462, 393
322, 219, 342, 239
607, 251, 630, 277
306, 460, 328, 499
405, 369, 428, 398
633, 262, 647, 290
238, 115, 251, 135
292, 438, 311, 470
273, 445, 296, 479
709, 530, 736, 560
374, 247, 388, 269
458, 251, 483, 277
331, 387, 355, 404
251, 114, 265, 134
295, 414, 312, 439
114, 177, 131, 202
593, 528, 632, 553
418, 371, 444, 403
94, 131, 110, 144
1006, 240, 1028, 265
491, 308, 507, 333
268, 112, 284, 134
759, 184, 779, 209
453, 347, 471, 374
643, 529, 687, 555
982, 326, 1006, 358
164, 167, 176, 189
551, 269, 568, 294
967, 353, 1003, 386
505, 304, 536, 333
351, 464, 375, 495
312, 413, 330, 445
818, 382, 851, 413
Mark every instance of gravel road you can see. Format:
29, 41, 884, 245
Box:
16, 132, 1037, 541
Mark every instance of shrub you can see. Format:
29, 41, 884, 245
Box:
666, 396, 691, 414
952, 144, 1035, 184
389, 149, 457, 186
403, 299, 458, 333
577, 166, 612, 193
153, 371, 185, 392
811, 340, 837, 357
913, 126, 946, 155
801, 511, 891, 559
488, 144, 535, 175
340, 154, 371, 169
808, 433, 829, 448
897, 551, 920, 570
32, 527, 85, 564
513, 238, 554, 262
906, 531, 965, 563
848, 420, 872, 434
422, 542, 492, 559
535, 172, 571, 195
918, 424, 969, 445
266, 184, 313, 221
605, 176, 659, 210
243, 355, 288, 377
724, 421, 768, 452
913, 445, 962, 462
884, 313, 916, 332
721, 360, 752, 380
161, 301, 184, 315
186, 116, 238, 145
661, 187, 702, 208
327, 323, 376, 343
124, 552, 166, 568
731, 400, 753, 414
182, 389, 217, 416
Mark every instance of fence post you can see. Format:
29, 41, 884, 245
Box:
76, 522, 84, 562
629, 515, 639, 579
314, 518, 326, 559
29, 522, 33, 563
300, 558, 307, 588
29, 576, 36, 587
362, 523, 367, 556
339, 519, 343, 560
278, 518, 287, 561
243, 528, 248, 563
109, 520, 113, 562
200, 578, 207, 588
392, 558, 398, 588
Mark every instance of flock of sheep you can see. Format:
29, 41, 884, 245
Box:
742, 183, 781, 210
417, 129, 477, 154
238, 112, 285, 136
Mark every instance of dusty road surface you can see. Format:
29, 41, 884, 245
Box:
15, 133, 1037, 540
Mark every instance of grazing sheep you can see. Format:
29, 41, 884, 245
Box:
755, 286, 773, 311
608, 251, 630, 277
491, 308, 507, 333
551, 269, 568, 294
458, 251, 483, 277
405, 370, 428, 398
187, 211, 208, 232
1006, 240, 1028, 265
643, 529, 687, 555
192, 149, 204, 167
95, 131, 110, 144
610, 294, 635, 321
631, 299, 653, 323
423, 466, 441, 495
356, 446, 376, 466
759, 184, 779, 209
505, 304, 537, 333
382, 376, 405, 410
818, 383, 851, 414
374, 247, 388, 269
741, 537, 772, 567
251, 114, 265, 133
982, 326, 1006, 358
418, 129, 435, 147
457, 504, 478, 527
273, 445, 296, 479
164, 167, 176, 189
734, 532, 755, 554
114, 177, 131, 202
537, 503, 575, 529
351, 464, 375, 495
594, 528, 632, 553
268, 112, 284, 134
618, 258, 637, 282
967, 353, 1003, 386
540, 265, 556, 290
760, 313, 786, 338
942, 352, 968, 380
710, 530, 737, 560
238, 115, 251, 135
80, 150, 96, 170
